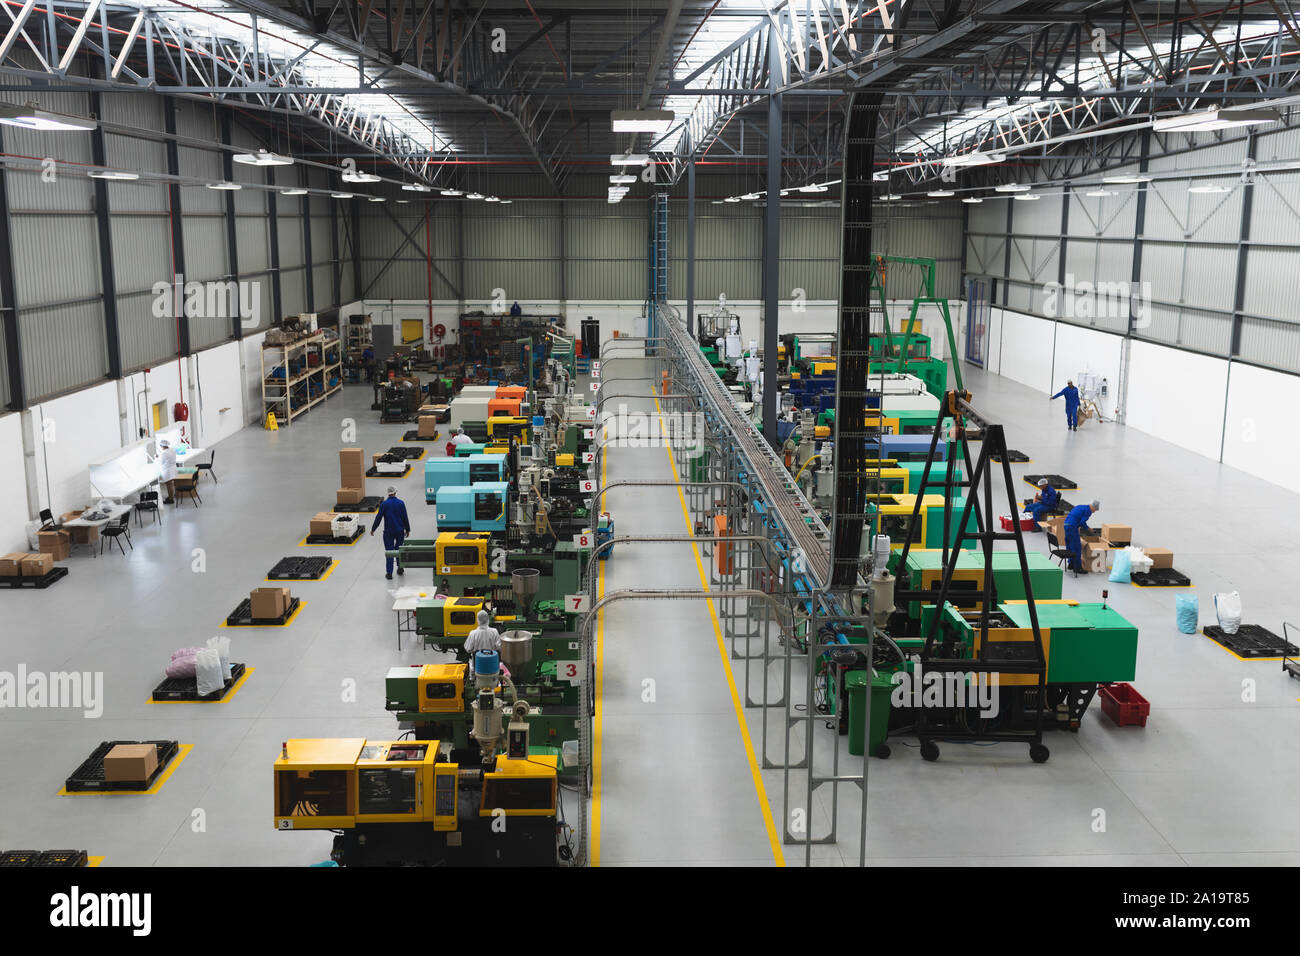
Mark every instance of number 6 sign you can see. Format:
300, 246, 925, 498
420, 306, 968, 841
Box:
579, 479, 595, 493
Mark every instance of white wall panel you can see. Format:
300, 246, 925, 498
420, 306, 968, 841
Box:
1051, 323, 1123, 411
997, 309, 1055, 394
1126, 340, 1228, 460
195, 342, 245, 446
1221, 362, 1300, 494
0, 412, 29, 552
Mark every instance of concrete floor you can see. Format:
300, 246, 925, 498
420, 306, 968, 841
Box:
2, 359, 1298, 866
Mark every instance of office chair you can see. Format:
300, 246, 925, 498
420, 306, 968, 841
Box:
1046, 530, 1078, 577
101, 514, 133, 555
175, 475, 202, 507
194, 450, 217, 484
136, 491, 162, 527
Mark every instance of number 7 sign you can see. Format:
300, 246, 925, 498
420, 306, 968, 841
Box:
565, 593, 590, 613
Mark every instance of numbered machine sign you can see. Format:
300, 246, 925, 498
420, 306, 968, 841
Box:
581, 452, 595, 464
590, 382, 600, 393
591, 361, 601, 379
557, 659, 582, 684
583, 428, 594, 440
565, 593, 590, 614
586, 407, 597, 419
579, 479, 595, 494
573, 533, 593, 549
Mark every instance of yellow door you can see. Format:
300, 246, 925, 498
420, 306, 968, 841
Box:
401, 319, 424, 344
152, 401, 166, 431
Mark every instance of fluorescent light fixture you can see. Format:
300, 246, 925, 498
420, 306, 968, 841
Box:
1084, 189, 1117, 197
1152, 106, 1279, 132
1102, 174, 1151, 184
341, 169, 382, 183
0, 102, 96, 131
610, 109, 674, 134
401, 183, 431, 192
440, 188, 463, 196
396, 199, 410, 204
740, 192, 761, 201
611, 153, 651, 166
610, 174, 637, 184
779, 189, 791, 197
88, 170, 139, 181
485, 196, 500, 202
872, 171, 890, 181
367, 196, 385, 202
724, 196, 742, 203
330, 191, 355, 199
943, 151, 1006, 167
994, 183, 1032, 193
1188, 184, 1230, 194
279, 187, 308, 196
233, 149, 293, 167
883, 193, 902, 200
927, 189, 955, 197
466, 192, 485, 200
1013, 193, 1040, 201
798, 183, 828, 193
206, 181, 241, 191
961, 197, 983, 204
499, 200, 512, 205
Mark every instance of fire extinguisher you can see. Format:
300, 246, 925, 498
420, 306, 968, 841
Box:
174, 402, 189, 422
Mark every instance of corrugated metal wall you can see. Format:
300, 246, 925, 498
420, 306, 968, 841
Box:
962, 125, 1300, 374
0, 86, 352, 404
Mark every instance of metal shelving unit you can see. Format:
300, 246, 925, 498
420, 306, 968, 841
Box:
261, 330, 342, 427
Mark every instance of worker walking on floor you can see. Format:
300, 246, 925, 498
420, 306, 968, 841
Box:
463, 610, 502, 655
158, 438, 178, 504
1051, 380, 1082, 431
1027, 477, 1060, 522
1063, 499, 1100, 572
370, 486, 411, 580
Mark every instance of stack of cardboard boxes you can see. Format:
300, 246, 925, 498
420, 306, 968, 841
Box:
249, 586, 293, 621
309, 512, 337, 537
37, 527, 70, 560
417, 404, 442, 439
338, 447, 365, 506
60, 509, 98, 546
0, 552, 54, 579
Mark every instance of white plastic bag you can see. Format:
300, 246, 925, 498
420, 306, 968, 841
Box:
206, 635, 232, 680
194, 647, 224, 697
1214, 591, 1242, 635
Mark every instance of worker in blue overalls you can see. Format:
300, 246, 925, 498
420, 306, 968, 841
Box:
1051, 380, 1081, 431
1063, 499, 1100, 572
1027, 477, 1060, 523
370, 486, 411, 580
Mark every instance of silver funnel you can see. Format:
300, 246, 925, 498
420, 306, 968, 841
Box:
512, 568, 541, 619
500, 629, 534, 669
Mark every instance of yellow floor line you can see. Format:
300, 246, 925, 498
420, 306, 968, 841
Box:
591, 418, 608, 867
59, 744, 194, 796
652, 388, 785, 867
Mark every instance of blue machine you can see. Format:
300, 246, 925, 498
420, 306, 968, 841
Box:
433, 481, 509, 532
870, 434, 947, 461
424, 454, 508, 503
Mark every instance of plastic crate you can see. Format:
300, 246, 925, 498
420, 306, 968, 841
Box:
1100, 683, 1149, 727
999, 514, 1038, 532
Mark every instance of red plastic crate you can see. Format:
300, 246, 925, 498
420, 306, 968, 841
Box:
1100, 683, 1149, 727
999, 514, 1038, 532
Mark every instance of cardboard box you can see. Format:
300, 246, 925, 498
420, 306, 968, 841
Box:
1081, 541, 1110, 572
337, 487, 364, 505
339, 448, 365, 469
20, 552, 54, 577
68, 524, 98, 545
0, 552, 27, 576
418, 415, 440, 438
59, 509, 85, 523
103, 743, 159, 784
1143, 547, 1174, 569
1102, 523, 1132, 547
309, 512, 337, 536
38, 530, 70, 560
250, 586, 291, 620
1039, 515, 1065, 541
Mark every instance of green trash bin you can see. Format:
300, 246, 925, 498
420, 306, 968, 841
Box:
688, 449, 710, 483
846, 669, 894, 758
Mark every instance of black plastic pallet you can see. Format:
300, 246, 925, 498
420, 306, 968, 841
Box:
0, 567, 69, 589
268, 556, 334, 580
386, 446, 425, 461
992, 449, 1031, 463
1023, 473, 1077, 490
1022, 497, 1073, 516
401, 429, 438, 443
1204, 624, 1299, 659
332, 497, 381, 513
151, 662, 247, 702
366, 465, 411, 478
1131, 567, 1192, 588
0, 849, 88, 867
65, 741, 179, 792
304, 527, 363, 545
225, 596, 302, 627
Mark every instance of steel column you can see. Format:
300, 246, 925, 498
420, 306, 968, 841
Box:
0, 126, 23, 409
266, 167, 283, 321
761, 27, 781, 448
686, 157, 696, 337
219, 112, 242, 338
89, 92, 123, 376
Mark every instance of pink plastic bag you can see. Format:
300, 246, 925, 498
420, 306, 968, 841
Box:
166, 650, 198, 678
